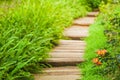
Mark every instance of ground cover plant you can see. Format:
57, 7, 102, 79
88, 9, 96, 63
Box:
81, 1, 120, 80
0, 0, 90, 80
80, 15, 108, 80
96, 3, 120, 79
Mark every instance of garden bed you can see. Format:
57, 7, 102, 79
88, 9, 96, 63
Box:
81, 2, 120, 80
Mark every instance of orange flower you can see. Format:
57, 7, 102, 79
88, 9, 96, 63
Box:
97, 50, 101, 55
96, 61, 102, 65
92, 58, 99, 64
96, 49, 107, 56
103, 49, 107, 53
92, 58, 102, 66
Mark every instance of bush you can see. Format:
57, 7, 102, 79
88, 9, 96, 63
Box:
85, 0, 107, 9
82, 2, 120, 80
99, 3, 120, 55
91, 3, 120, 80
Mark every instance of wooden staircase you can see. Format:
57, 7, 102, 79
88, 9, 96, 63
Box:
34, 11, 98, 80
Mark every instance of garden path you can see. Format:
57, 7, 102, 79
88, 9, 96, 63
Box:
34, 11, 98, 80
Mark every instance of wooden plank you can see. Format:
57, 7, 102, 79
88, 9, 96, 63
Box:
34, 74, 81, 80
50, 53, 83, 58
60, 40, 84, 42
73, 17, 95, 26
87, 12, 99, 17
52, 49, 84, 53
47, 58, 84, 62
42, 66, 81, 75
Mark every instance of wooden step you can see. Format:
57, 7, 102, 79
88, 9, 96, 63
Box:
42, 66, 81, 75
60, 40, 86, 45
34, 12, 97, 80
87, 12, 99, 17
54, 40, 86, 50
50, 53, 84, 58
34, 66, 81, 80
46, 58, 84, 66
54, 46, 85, 50
55, 44, 86, 47
73, 17, 95, 26
41, 40, 85, 66
53, 49, 84, 53
34, 74, 81, 80
60, 40, 85, 43
64, 26, 89, 39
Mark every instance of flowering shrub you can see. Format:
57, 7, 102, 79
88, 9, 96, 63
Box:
91, 3, 120, 79
92, 49, 107, 66
93, 58, 102, 65
93, 49, 120, 79
100, 4, 120, 54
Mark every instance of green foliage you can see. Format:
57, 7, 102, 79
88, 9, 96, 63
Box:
85, 0, 108, 9
66, 0, 90, 18
80, 16, 108, 80
92, 49, 120, 80
0, 0, 90, 80
107, 0, 120, 4
98, 4, 120, 79
82, 3, 120, 80
100, 4, 120, 55
84, 16, 107, 60
87, 0, 102, 8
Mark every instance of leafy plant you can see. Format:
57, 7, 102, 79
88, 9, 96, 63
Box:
81, 3, 120, 80
0, 0, 90, 80
90, 3, 120, 80
80, 16, 108, 80
92, 49, 120, 80
85, 0, 108, 9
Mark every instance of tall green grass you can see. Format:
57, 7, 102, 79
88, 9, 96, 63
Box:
0, 0, 89, 79
85, 16, 107, 60
80, 16, 108, 80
